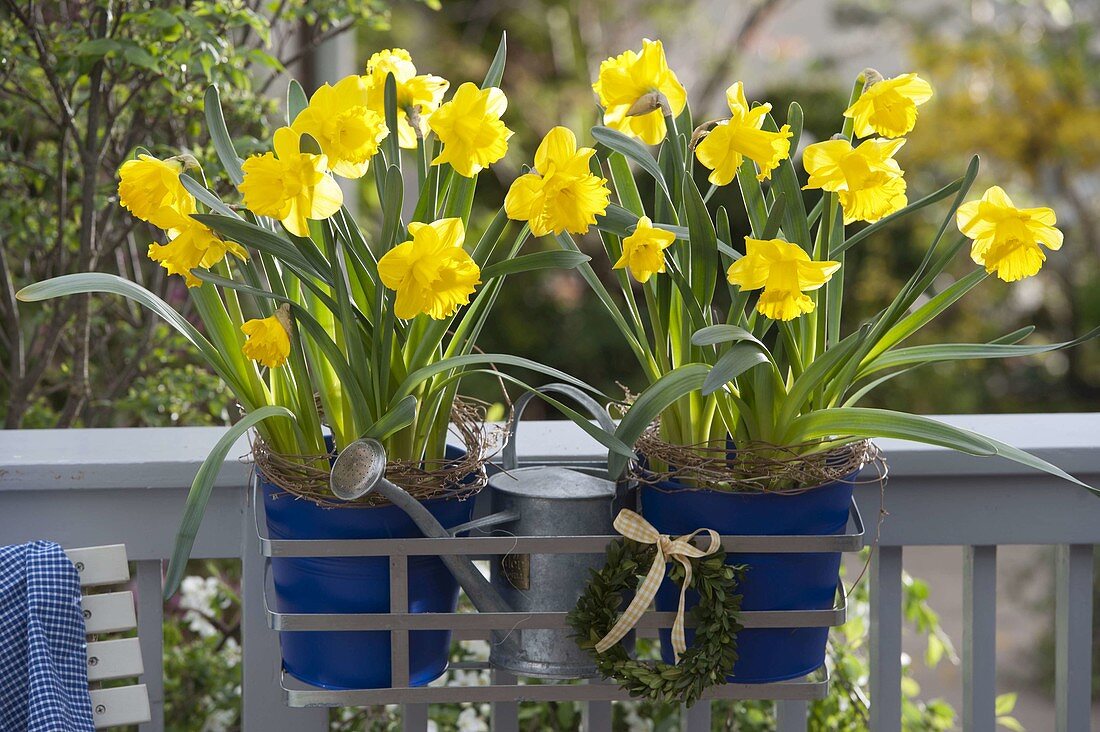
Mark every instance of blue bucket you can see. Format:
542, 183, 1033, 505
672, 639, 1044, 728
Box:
640, 472, 854, 683
261, 446, 478, 690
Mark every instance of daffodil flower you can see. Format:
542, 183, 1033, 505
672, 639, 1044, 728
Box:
118, 154, 194, 231
147, 206, 248, 288
726, 237, 840, 321
291, 75, 389, 179
956, 186, 1063, 282
241, 307, 292, 368
803, 137, 907, 224
364, 48, 449, 149
238, 127, 344, 237
694, 82, 792, 185
844, 72, 933, 139
613, 216, 676, 283
428, 83, 513, 178
592, 39, 687, 145
377, 218, 481, 320
504, 126, 610, 237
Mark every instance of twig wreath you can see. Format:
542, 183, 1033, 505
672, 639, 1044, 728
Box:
567, 519, 747, 707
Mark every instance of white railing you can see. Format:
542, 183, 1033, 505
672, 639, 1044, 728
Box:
2, 413, 1098, 731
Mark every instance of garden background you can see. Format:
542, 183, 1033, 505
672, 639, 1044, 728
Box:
2, 0, 1097, 729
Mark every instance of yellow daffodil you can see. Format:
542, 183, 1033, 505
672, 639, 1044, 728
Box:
594, 39, 686, 145
844, 72, 933, 139
694, 82, 792, 185
428, 83, 512, 178
241, 307, 292, 368
377, 218, 481, 319
118, 154, 194, 230
504, 126, 610, 237
803, 137, 907, 224
956, 186, 1062, 282
612, 216, 676, 283
726, 237, 840, 321
290, 75, 388, 179
147, 208, 248, 288
239, 127, 343, 237
593, 39, 687, 145
365, 48, 449, 149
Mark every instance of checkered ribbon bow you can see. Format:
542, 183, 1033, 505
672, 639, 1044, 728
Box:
594, 510, 721, 662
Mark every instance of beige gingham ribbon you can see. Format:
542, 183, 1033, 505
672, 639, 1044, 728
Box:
594, 509, 721, 662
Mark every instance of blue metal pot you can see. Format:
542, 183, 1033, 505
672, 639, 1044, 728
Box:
261, 446, 477, 690
640, 472, 855, 683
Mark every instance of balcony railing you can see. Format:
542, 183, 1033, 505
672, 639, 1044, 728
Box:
2, 413, 1098, 731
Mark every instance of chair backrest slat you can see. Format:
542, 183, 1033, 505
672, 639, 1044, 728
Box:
66, 545, 129, 587
71, 544, 151, 728
89, 685, 151, 730
81, 591, 137, 635
86, 637, 144, 682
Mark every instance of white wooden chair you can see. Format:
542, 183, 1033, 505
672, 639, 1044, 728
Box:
66, 545, 152, 729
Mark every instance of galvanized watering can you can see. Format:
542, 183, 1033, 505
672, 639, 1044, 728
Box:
329, 384, 633, 679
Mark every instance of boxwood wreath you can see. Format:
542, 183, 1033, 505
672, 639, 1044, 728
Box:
567, 536, 747, 706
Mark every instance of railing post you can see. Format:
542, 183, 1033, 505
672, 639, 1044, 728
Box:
1055, 544, 1094, 732
963, 545, 997, 732
490, 669, 519, 732
240, 482, 326, 731
775, 699, 807, 731
136, 560, 165, 732
870, 546, 902, 732
681, 701, 710, 731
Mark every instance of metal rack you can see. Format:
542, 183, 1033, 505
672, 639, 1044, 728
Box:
253, 479, 865, 708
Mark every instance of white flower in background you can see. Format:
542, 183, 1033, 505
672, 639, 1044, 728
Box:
622, 701, 655, 731
179, 575, 220, 638
457, 706, 489, 732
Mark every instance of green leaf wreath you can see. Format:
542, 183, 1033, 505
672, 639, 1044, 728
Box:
567, 538, 747, 706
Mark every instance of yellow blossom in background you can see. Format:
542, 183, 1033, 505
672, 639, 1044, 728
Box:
844, 72, 933, 139
956, 185, 1062, 282
504, 126, 610, 236
428, 83, 512, 177
118, 154, 193, 230
291, 75, 388, 179
239, 127, 343, 237
241, 308, 292, 368
365, 48, 449, 149
694, 82, 792, 185
378, 218, 481, 319
613, 216, 676, 283
147, 207, 248, 288
593, 39, 687, 145
803, 137, 907, 224
726, 237, 840, 321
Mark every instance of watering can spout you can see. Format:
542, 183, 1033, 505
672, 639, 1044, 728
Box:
330, 438, 513, 615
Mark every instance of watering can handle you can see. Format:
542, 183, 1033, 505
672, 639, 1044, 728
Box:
502, 383, 616, 471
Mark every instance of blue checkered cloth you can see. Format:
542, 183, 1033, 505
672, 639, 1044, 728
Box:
0, 541, 95, 731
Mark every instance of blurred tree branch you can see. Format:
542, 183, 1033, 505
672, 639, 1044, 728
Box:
0, 0, 409, 428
